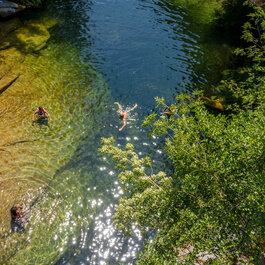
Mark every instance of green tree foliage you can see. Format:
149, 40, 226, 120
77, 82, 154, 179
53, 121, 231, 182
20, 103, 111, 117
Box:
100, 7, 265, 265
100, 92, 264, 264
221, 6, 265, 108
234, 6, 265, 89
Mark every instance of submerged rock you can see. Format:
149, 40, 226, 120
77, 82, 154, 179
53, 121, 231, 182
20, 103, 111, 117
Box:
0, 17, 22, 38
198, 96, 225, 111
1, 18, 60, 52
0, 40, 10, 49
0, 47, 25, 65
0, 0, 25, 18
2, 22, 51, 52
36, 16, 61, 29
0, 73, 19, 94
0, 18, 22, 50
15, 23, 51, 51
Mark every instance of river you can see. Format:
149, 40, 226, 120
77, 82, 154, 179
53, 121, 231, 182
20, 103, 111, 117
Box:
0, 0, 230, 264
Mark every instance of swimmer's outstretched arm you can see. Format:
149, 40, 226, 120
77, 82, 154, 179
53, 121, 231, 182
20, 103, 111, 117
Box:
44, 109, 52, 120
18, 206, 29, 214
127, 104, 138, 113
114, 102, 123, 111
32, 109, 38, 121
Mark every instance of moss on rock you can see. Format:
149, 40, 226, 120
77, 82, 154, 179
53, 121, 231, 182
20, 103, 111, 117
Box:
1, 18, 60, 52
199, 96, 225, 111
15, 23, 50, 51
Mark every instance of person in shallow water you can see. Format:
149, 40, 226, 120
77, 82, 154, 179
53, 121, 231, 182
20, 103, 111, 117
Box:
10, 206, 28, 233
114, 102, 138, 131
162, 105, 176, 118
32, 106, 52, 121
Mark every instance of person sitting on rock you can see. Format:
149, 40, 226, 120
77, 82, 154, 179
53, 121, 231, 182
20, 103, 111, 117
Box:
32, 106, 52, 121
114, 102, 138, 131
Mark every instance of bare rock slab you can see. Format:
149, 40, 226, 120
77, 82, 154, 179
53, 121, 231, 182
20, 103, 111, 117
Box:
0, 0, 25, 18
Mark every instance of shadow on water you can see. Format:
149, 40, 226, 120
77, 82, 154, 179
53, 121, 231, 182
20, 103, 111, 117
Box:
154, 0, 253, 98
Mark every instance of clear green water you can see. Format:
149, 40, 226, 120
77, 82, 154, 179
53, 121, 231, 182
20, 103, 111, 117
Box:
0, 0, 231, 264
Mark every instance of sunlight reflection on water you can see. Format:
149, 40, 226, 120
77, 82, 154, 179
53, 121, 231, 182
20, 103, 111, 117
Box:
86, 198, 142, 265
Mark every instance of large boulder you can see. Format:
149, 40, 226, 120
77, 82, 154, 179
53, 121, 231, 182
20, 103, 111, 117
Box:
0, 17, 22, 50
4, 22, 51, 52
0, 17, 60, 52
36, 16, 61, 29
0, 0, 25, 18
199, 96, 225, 111
15, 23, 51, 51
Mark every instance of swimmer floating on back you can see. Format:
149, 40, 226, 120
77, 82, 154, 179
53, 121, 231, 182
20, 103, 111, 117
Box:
32, 106, 52, 121
114, 102, 138, 131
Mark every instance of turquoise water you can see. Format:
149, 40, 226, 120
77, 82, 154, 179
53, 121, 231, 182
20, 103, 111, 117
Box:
0, 0, 230, 264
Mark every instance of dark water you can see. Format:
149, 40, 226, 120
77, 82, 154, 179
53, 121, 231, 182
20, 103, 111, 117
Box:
49, 0, 205, 107
1, 0, 228, 264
